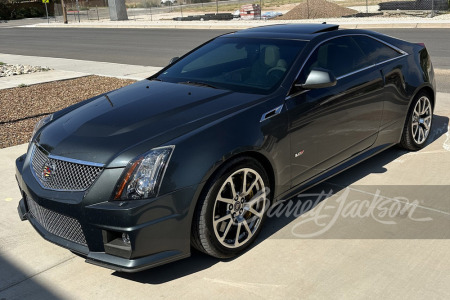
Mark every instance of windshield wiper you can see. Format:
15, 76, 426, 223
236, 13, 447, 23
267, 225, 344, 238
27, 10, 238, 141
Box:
178, 81, 219, 89
149, 77, 163, 82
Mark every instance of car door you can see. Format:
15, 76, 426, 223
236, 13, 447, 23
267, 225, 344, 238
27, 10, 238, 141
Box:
286, 35, 385, 188
350, 35, 409, 129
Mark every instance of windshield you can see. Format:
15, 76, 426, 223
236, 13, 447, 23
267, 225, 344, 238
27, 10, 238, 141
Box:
157, 37, 307, 94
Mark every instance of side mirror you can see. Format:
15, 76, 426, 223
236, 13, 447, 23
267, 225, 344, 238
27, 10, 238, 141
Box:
295, 68, 337, 89
169, 57, 180, 64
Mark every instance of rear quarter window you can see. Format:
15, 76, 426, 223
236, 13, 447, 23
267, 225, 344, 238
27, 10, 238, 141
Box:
352, 35, 403, 65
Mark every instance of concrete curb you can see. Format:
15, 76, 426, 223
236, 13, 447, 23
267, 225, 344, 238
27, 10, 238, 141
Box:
27, 21, 450, 30
0, 53, 162, 85
0, 70, 90, 90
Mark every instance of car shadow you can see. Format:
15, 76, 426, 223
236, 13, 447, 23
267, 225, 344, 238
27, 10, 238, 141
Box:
113, 114, 448, 283
113, 250, 221, 284
0, 256, 62, 299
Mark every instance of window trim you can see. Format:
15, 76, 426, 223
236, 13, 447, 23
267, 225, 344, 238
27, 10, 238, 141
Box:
286, 34, 408, 99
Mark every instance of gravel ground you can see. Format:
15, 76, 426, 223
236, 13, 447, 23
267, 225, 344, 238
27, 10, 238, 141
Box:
0, 76, 136, 149
276, 0, 358, 20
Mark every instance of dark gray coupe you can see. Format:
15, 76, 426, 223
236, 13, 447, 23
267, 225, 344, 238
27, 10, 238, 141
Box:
16, 24, 435, 272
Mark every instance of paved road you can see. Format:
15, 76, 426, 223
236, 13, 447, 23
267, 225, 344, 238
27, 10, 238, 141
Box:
2, 27, 449, 92
1, 28, 450, 68
1, 28, 228, 67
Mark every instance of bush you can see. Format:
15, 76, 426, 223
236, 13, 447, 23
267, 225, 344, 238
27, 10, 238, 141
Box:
28, 7, 44, 18
0, 3, 10, 20
0, 2, 47, 20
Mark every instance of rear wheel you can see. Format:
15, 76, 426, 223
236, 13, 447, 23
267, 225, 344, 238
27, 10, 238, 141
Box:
400, 92, 433, 151
191, 157, 270, 258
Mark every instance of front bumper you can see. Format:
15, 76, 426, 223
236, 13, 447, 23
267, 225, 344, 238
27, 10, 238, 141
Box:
16, 153, 198, 272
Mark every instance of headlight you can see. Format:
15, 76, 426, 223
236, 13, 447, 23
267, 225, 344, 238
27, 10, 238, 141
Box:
30, 114, 53, 142
113, 146, 174, 200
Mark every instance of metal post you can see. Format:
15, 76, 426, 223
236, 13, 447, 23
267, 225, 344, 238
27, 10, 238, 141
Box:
431, 0, 435, 17
306, 0, 309, 19
216, 0, 218, 14
180, 3, 183, 17
149, 5, 152, 21
366, 0, 368, 14
76, 0, 80, 22
44, 2, 49, 23
259, 0, 261, 20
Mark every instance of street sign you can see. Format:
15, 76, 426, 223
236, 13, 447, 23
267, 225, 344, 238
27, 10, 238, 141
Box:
42, 0, 49, 3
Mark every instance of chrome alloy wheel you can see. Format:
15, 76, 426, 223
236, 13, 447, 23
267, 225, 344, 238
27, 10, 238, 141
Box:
411, 96, 432, 145
212, 168, 267, 248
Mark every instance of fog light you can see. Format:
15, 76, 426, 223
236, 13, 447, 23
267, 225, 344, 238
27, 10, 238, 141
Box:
122, 233, 131, 245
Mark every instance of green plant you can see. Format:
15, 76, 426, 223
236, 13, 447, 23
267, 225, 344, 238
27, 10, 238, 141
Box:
0, 62, 6, 65
17, 83, 28, 88
28, 7, 43, 18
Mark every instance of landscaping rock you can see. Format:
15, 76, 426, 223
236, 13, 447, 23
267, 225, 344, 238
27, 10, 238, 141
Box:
0, 64, 52, 77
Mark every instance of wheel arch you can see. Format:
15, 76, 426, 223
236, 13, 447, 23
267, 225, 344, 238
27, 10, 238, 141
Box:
403, 84, 435, 130
399, 84, 435, 150
415, 85, 435, 110
196, 150, 276, 209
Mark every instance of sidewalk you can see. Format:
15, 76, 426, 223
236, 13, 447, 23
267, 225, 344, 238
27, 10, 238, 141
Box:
25, 14, 450, 30
0, 53, 162, 89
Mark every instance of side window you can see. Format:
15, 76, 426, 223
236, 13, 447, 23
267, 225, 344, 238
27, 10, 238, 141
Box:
182, 43, 247, 73
352, 35, 403, 65
301, 36, 368, 80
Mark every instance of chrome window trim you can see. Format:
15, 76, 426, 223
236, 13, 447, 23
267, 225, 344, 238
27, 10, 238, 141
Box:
286, 33, 409, 100
336, 53, 407, 80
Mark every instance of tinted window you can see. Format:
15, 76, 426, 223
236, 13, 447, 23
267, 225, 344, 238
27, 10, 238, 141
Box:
301, 36, 368, 79
158, 37, 307, 94
301, 35, 403, 81
182, 43, 247, 72
352, 35, 402, 65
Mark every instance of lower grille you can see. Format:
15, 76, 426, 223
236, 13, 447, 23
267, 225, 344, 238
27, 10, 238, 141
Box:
26, 196, 87, 246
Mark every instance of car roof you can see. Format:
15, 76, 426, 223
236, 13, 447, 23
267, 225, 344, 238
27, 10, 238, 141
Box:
225, 23, 340, 40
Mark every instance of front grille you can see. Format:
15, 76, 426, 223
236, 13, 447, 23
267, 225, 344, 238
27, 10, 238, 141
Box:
31, 144, 103, 191
26, 196, 87, 246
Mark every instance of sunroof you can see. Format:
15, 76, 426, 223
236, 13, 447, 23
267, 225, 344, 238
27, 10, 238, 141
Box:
242, 24, 339, 35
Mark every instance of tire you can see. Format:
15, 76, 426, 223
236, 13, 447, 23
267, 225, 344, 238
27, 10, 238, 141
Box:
191, 157, 271, 258
400, 91, 433, 151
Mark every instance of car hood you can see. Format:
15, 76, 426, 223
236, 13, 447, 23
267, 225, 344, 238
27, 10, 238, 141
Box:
36, 80, 263, 167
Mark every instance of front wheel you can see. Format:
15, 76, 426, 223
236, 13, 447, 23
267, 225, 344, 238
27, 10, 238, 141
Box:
400, 92, 433, 151
191, 157, 270, 258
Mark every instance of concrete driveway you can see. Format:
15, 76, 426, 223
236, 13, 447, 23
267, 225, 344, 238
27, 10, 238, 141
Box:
0, 92, 449, 299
